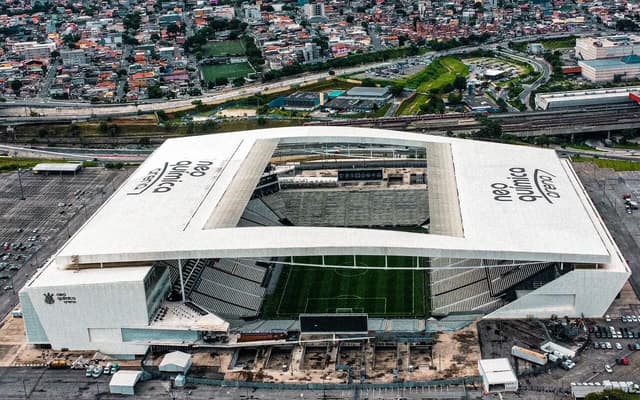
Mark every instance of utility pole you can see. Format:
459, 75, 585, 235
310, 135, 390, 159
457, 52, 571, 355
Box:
17, 168, 25, 200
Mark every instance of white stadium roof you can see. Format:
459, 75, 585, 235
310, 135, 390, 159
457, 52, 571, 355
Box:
27, 127, 628, 287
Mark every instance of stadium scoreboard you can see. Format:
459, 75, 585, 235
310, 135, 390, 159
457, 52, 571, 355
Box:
300, 314, 369, 334
338, 168, 383, 182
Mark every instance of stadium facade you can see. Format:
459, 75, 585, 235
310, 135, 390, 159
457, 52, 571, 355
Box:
19, 127, 629, 356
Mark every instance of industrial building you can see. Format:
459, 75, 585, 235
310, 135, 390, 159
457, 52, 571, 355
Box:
477, 358, 518, 393
535, 86, 640, 109
31, 163, 83, 175
324, 86, 392, 113
19, 127, 630, 356
578, 55, 640, 83
282, 91, 322, 111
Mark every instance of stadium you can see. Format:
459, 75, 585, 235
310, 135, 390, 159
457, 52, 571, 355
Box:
19, 127, 629, 356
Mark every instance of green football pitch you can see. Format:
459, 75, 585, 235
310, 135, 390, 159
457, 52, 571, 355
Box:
200, 62, 254, 82
263, 256, 430, 318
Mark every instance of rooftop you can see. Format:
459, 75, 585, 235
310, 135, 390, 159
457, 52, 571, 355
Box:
32, 163, 82, 173
345, 86, 390, 97
579, 58, 640, 70
478, 358, 517, 384
23, 127, 628, 288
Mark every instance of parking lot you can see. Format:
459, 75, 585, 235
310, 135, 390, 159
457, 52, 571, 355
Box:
0, 167, 131, 319
523, 317, 640, 391
574, 163, 640, 297
352, 55, 434, 81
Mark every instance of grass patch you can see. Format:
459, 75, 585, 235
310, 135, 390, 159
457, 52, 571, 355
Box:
541, 37, 577, 50
567, 143, 603, 152
370, 56, 468, 93
571, 156, 640, 171
201, 40, 245, 57
397, 93, 429, 115
612, 142, 640, 150
201, 62, 254, 82
511, 36, 576, 52
416, 57, 468, 92
263, 256, 429, 318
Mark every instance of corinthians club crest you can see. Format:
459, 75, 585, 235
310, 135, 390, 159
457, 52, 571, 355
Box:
44, 292, 55, 304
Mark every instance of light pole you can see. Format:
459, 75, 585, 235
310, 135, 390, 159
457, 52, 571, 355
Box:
17, 168, 25, 200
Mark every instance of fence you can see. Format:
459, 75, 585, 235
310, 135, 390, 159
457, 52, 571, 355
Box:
185, 376, 482, 391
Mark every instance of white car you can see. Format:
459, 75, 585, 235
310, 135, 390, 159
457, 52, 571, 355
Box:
605, 315, 612, 322
605, 364, 613, 373
606, 342, 612, 349
616, 343, 623, 350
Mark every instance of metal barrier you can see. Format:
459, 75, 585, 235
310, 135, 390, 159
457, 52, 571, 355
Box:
185, 375, 482, 390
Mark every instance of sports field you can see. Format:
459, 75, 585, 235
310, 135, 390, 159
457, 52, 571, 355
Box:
200, 62, 254, 82
263, 256, 429, 318
202, 40, 245, 57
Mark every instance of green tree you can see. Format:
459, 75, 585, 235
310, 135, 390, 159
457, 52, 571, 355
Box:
10, 79, 22, 93
361, 78, 377, 87
147, 83, 163, 99
534, 135, 550, 147
166, 23, 180, 36
586, 389, 638, 400
389, 84, 404, 96
453, 75, 467, 93
123, 12, 141, 31
475, 119, 503, 138
447, 92, 462, 105
62, 33, 80, 47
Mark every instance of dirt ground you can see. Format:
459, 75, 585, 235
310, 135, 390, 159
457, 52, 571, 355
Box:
0, 310, 28, 366
215, 108, 256, 118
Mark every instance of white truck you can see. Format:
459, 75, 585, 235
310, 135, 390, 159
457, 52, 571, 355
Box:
511, 345, 548, 366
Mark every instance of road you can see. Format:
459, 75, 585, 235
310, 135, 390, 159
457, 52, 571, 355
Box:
494, 48, 552, 110
37, 60, 58, 99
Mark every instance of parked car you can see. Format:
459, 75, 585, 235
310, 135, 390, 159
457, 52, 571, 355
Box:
91, 366, 103, 378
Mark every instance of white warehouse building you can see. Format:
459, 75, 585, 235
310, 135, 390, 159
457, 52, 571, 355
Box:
19, 127, 630, 356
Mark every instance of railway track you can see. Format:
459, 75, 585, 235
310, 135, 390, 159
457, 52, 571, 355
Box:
310, 104, 640, 137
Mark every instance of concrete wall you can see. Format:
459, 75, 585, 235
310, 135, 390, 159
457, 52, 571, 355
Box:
485, 268, 629, 319
21, 279, 150, 355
